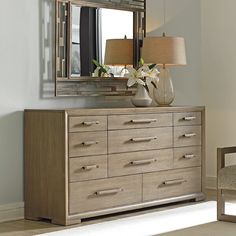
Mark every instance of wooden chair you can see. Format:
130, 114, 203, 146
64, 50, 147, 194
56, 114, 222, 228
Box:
217, 147, 236, 222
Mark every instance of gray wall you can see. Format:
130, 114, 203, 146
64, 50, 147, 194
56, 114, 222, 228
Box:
0, 0, 202, 205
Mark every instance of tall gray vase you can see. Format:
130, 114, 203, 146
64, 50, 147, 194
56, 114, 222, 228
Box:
131, 84, 152, 107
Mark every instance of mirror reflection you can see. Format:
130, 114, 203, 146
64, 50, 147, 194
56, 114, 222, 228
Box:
71, 5, 133, 77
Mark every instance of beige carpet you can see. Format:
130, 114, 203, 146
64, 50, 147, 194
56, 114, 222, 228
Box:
159, 221, 236, 236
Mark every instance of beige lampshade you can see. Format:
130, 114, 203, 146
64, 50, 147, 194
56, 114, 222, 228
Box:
142, 36, 187, 66
104, 39, 133, 66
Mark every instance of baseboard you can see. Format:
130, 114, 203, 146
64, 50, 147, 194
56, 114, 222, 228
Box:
206, 176, 217, 190
0, 202, 24, 223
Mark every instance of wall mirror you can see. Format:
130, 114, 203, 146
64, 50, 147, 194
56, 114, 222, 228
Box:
55, 0, 146, 96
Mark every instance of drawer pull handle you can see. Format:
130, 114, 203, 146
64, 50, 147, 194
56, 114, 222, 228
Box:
183, 154, 195, 159
94, 188, 123, 196
131, 119, 157, 124
82, 121, 100, 126
163, 179, 186, 186
131, 137, 157, 142
183, 116, 196, 121
81, 165, 99, 171
183, 133, 196, 138
82, 141, 99, 146
130, 159, 157, 165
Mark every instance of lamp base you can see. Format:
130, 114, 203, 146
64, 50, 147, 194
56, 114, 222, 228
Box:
153, 67, 174, 106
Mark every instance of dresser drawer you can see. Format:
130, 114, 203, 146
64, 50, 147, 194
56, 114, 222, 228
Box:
143, 167, 201, 201
108, 149, 173, 177
174, 146, 201, 169
69, 155, 107, 182
108, 127, 172, 154
69, 116, 107, 132
69, 131, 107, 157
174, 126, 201, 147
69, 175, 142, 214
174, 112, 201, 126
108, 113, 172, 130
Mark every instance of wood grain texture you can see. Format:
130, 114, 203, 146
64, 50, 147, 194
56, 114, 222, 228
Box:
108, 127, 173, 154
174, 112, 202, 126
69, 175, 142, 214
69, 131, 107, 157
69, 116, 107, 132
108, 113, 172, 130
24, 106, 205, 225
24, 111, 67, 225
174, 125, 201, 147
143, 167, 201, 202
174, 146, 201, 169
69, 155, 107, 182
108, 149, 173, 177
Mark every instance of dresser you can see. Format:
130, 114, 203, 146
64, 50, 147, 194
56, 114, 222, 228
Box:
24, 106, 205, 225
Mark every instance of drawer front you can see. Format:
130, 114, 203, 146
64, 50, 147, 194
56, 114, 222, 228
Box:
108, 127, 172, 154
69, 116, 107, 132
108, 113, 172, 130
174, 112, 201, 126
108, 149, 173, 177
69, 175, 142, 214
174, 146, 201, 169
69, 155, 107, 182
174, 126, 201, 147
69, 131, 107, 157
143, 167, 201, 202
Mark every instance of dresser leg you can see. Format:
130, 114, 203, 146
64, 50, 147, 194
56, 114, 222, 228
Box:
194, 193, 206, 202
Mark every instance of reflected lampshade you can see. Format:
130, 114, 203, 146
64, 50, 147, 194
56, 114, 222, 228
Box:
142, 36, 187, 66
104, 39, 133, 66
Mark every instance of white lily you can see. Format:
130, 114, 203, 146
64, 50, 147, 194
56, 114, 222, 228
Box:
126, 67, 146, 87
144, 67, 160, 86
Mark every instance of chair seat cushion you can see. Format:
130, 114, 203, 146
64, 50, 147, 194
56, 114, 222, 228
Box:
218, 165, 236, 190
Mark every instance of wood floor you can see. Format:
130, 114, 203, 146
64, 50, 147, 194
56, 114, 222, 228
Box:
0, 190, 217, 236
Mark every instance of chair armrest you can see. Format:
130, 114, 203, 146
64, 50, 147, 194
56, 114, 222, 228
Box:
217, 147, 236, 172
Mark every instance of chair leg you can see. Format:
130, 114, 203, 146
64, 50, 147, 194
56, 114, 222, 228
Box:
217, 189, 236, 223
217, 189, 225, 220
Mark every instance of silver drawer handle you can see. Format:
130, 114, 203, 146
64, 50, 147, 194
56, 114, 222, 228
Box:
82, 121, 100, 126
81, 165, 99, 171
183, 154, 195, 159
183, 116, 196, 121
82, 141, 99, 146
163, 179, 186, 186
130, 119, 157, 124
94, 188, 123, 196
131, 137, 157, 142
130, 159, 157, 165
183, 133, 196, 138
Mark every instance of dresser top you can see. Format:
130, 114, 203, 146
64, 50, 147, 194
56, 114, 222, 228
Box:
25, 106, 205, 116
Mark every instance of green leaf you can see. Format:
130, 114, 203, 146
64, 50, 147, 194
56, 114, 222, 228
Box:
144, 85, 149, 93
139, 58, 144, 67
92, 59, 100, 67
151, 81, 157, 88
148, 63, 156, 70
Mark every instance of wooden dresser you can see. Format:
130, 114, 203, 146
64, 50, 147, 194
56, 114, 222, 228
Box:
24, 106, 205, 225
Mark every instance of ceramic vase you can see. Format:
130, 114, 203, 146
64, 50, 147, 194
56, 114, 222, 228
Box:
131, 84, 152, 107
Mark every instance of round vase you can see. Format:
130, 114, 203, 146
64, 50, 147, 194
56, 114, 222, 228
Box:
153, 67, 174, 106
131, 84, 152, 107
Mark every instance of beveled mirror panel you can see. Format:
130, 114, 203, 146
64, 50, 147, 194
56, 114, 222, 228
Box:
55, 0, 146, 96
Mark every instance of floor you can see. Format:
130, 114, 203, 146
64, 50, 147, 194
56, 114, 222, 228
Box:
0, 190, 219, 236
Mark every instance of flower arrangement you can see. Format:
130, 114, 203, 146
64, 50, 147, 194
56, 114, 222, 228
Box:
126, 58, 160, 92
92, 59, 111, 77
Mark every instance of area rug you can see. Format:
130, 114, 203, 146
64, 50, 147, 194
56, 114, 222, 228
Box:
38, 201, 236, 236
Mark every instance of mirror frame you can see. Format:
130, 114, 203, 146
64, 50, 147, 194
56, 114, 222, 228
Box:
55, 0, 146, 97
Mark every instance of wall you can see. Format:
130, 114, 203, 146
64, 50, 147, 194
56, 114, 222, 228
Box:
0, 0, 131, 207
201, 0, 236, 181
0, 0, 202, 208
146, 0, 202, 106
